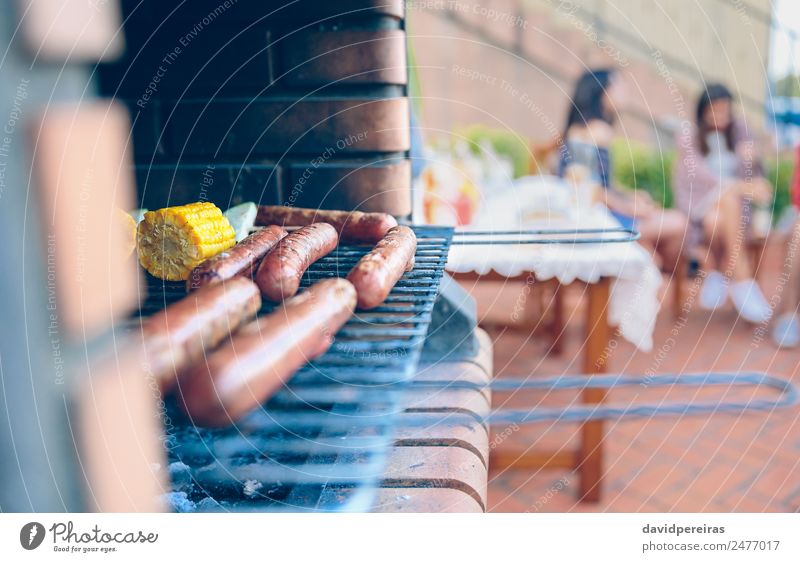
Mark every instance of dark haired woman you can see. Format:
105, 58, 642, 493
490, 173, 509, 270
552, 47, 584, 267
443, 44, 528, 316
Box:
558, 69, 686, 270
673, 84, 773, 323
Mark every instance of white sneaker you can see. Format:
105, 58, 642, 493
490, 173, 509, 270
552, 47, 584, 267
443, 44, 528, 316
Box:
699, 270, 729, 310
730, 279, 773, 323
772, 313, 800, 348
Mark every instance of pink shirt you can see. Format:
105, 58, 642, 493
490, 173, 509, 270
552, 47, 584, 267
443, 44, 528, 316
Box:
673, 121, 761, 252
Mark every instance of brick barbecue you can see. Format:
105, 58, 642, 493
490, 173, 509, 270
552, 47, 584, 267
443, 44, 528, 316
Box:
98, 0, 412, 215
0, 0, 489, 512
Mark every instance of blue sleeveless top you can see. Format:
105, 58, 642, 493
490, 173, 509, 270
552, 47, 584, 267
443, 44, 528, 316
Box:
557, 140, 635, 229
557, 140, 612, 189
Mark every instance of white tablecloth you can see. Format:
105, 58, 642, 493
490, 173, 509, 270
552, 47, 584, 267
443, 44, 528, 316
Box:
445, 205, 662, 352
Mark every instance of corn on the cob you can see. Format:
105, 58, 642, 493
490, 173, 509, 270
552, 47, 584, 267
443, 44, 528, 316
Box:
137, 202, 236, 281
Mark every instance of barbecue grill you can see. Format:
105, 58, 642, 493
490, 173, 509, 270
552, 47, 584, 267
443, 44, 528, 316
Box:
135, 225, 451, 511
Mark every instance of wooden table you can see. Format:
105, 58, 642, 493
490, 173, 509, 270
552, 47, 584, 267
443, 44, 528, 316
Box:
450, 271, 612, 503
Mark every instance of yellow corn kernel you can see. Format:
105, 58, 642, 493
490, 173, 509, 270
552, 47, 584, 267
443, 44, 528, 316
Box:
137, 202, 236, 281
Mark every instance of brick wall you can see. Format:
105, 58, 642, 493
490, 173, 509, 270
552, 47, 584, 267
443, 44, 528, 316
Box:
99, 0, 411, 215
407, 0, 771, 149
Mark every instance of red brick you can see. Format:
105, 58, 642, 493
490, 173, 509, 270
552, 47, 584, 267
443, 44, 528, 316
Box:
279, 30, 407, 86
168, 98, 410, 157
286, 160, 411, 215
31, 102, 139, 339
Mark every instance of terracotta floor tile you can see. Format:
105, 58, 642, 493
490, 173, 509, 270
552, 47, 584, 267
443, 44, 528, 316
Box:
477, 240, 800, 512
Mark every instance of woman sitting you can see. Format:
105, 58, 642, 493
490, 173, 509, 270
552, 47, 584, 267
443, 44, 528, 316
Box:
558, 68, 686, 271
673, 84, 773, 323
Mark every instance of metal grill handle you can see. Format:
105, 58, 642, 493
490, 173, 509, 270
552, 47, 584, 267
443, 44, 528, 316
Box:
451, 226, 640, 245
416, 372, 799, 424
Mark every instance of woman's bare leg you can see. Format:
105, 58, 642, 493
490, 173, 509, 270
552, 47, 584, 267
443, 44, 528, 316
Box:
657, 209, 687, 272
699, 208, 723, 272
703, 187, 751, 282
636, 209, 687, 272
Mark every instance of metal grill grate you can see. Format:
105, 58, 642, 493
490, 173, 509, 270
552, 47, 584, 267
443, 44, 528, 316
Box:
135, 225, 454, 512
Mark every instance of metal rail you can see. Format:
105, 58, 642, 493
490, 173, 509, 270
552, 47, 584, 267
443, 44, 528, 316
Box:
451, 226, 640, 245
417, 372, 798, 424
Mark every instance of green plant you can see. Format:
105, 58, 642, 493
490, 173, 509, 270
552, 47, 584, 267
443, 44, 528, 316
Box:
610, 140, 674, 208
456, 125, 531, 178
775, 74, 800, 98
766, 155, 794, 223
612, 140, 794, 222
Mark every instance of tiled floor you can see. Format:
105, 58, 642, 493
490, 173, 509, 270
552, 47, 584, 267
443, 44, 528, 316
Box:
464, 240, 800, 512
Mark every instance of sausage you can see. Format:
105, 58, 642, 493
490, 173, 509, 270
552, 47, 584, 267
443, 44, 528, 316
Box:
346, 226, 417, 310
179, 278, 357, 427
140, 277, 262, 390
255, 222, 338, 301
255, 205, 397, 244
186, 225, 287, 291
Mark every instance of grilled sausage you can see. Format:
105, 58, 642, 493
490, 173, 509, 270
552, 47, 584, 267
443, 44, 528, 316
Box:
255, 205, 397, 244
186, 225, 287, 291
180, 278, 357, 426
255, 222, 338, 301
347, 226, 417, 310
140, 277, 262, 390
